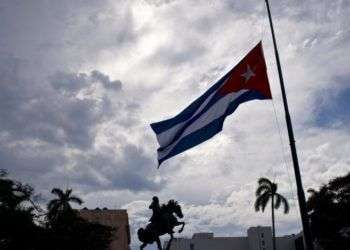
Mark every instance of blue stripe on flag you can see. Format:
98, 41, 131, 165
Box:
157, 90, 267, 165
150, 71, 232, 134
158, 90, 227, 150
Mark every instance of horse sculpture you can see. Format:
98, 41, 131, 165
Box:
138, 199, 185, 250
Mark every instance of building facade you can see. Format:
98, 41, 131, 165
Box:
166, 226, 304, 250
78, 208, 131, 250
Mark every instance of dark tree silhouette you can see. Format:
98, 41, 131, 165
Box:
0, 169, 42, 250
47, 188, 83, 223
1, 171, 114, 250
46, 211, 114, 250
46, 187, 113, 250
254, 177, 289, 250
307, 172, 350, 250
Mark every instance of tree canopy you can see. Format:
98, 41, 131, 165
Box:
0, 169, 114, 250
307, 172, 350, 250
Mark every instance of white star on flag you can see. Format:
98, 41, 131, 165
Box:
241, 64, 255, 83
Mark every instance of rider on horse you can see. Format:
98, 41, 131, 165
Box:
139, 198, 185, 250
149, 196, 161, 225
149, 196, 172, 233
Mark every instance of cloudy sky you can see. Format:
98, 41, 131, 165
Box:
1, 0, 349, 249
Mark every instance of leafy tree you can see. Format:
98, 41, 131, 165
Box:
254, 177, 289, 250
0, 169, 42, 250
307, 172, 350, 250
1, 171, 114, 250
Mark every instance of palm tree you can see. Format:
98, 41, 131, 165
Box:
254, 177, 289, 250
47, 188, 83, 222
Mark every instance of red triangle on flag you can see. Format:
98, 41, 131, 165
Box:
219, 42, 272, 99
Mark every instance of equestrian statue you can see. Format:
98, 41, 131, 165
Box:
137, 196, 185, 250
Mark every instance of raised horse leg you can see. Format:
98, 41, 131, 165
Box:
173, 221, 185, 233
178, 221, 185, 233
156, 237, 162, 250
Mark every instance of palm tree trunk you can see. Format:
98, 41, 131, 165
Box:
271, 195, 276, 250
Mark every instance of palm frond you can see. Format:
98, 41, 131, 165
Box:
69, 196, 83, 205
255, 184, 271, 197
274, 194, 281, 209
276, 193, 289, 214
47, 199, 59, 210
254, 196, 263, 212
281, 196, 289, 214
51, 188, 64, 198
260, 193, 270, 212
258, 177, 273, 187
255, 192, 270, 212
65, 189, 72, 197
47, 202, 61, 220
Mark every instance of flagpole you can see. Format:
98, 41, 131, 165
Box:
264, 1, 314, 250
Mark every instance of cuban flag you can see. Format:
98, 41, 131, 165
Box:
151, 42, 272, 166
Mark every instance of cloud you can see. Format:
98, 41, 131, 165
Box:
312, 74, 350, 129
0, 1, 349, 249
0, 0, 137, 77
69, 143, 164, 192
0, 56, 163, 194
0, 59, 114, 149
91, 70, 122, 90
144, 0, 178, 7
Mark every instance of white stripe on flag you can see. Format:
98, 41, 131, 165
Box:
156, 76, 233, 146
156, 89, 219, 146
158, 89, 248, 160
